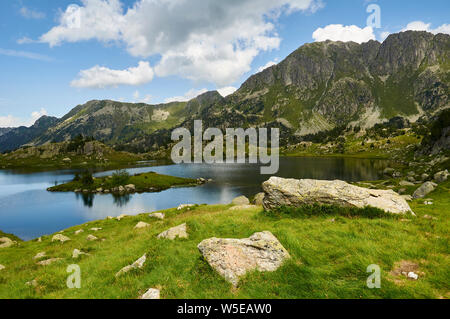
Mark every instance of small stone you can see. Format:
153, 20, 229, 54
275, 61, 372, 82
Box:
231, 196, 250, 206
177, 204, 195, 211
115, 254, 147, 277
434, 170, 449, 183
33, 252, 46, 260
134, 222, 150, 229
106, 216, 114, 220
253, 193, 265, 206
75, 229, 84, 235
90, 227, 102, 231
125, 184, 136, 192
37, 258, 63, 266
0, 264, 5, 271
72, 249, 89, 258
25, 280, 38, 287
149, 213, 165, 220
157, 223, 188, 240
37, 237, 42, 242
140, 288, 160, 299
52, 234, 71, 243
399, 181, 415, 187
407, 272, 419, 280
116, 214, 128, 221
86, 235, 98, 241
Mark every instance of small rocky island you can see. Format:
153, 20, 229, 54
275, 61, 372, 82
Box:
47, 170, 209, 194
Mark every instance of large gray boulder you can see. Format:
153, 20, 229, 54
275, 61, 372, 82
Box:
197, 231, 290, 286
262, 177, 413, 215
413, 182, 437, 199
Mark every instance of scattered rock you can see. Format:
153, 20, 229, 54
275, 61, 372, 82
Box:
407, 272, 419, 280
383, 168, 395, 176
140, 288, 160, 299
197, 231, 290, 286
262, 177, 414, 215
37, 258, 63, 266
231, 196, 250, 206
149, 213, 165, 220
399, 181, 415, 187
25, 280, 38, 287
229, 205, 259, 211
177, 204, 195, 211
115, 254, 147, 277
423, 215, 436, 220
421, 173, 429, 181
125, 184, 136, 192
86, 235, 98, 241
253, 193, 265, 206
434, 170, 449, 183
106, 216, 114, 220
72, 249, 89, 258
412, 182, 437, 199
157, 223, 188, 240
33, 252, 46, 260
397, 188, 407, 195
407, 176, 416, 183
134, 222, 150, 229
0, 264, 5, 271
75, 229, 84, 235
62, 157, 71, 162
390, 260, 422, 283
37, 237, 42, 242
401, 195, 413, 201
90, 228, 102, 231
118, 186, 125, 193
0, 237, 16, 248
116, 214, 128, 221
51, 234, 71, 243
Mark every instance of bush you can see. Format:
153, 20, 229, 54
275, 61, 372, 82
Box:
81, 171, 94, 186
73, 173, 81, 182
111, 169, 130, 186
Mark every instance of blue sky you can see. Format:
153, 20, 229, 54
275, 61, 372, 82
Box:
0, 0, 449, 127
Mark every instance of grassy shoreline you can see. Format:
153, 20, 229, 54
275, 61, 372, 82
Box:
0, 179, 448, 299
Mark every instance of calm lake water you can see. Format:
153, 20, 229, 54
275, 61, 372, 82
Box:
0, 157, 390, 240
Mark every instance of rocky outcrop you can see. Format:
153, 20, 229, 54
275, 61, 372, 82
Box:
157, 224, 188, 240
253, 193, 265, 206
434, 170, 449, 183
413, 182, 437, 199
197, 231, 290, 286
262, 177, 414, 215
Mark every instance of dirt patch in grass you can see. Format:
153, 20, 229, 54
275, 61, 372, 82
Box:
389, 260, 425, 285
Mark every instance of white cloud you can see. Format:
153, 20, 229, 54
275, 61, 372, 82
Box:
312, 24, 376, 44
217, 86, 237, 97
20, 6, 46, 19
402, 21, 450, 35
40, 0, 322, 86
133, 90, 152, 103
164, 88, 208, 103
71, 61, 154, 88
0, 108, 48, 128
0, 48, 53, 62
257, 59, 279, 73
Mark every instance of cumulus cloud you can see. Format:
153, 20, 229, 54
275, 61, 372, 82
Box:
402, 21, 450, 35
312, 24, 376, 44
217, 86, 237, 97
257, 59, 279, 73
164, 88, 209, 103
0, 108, 48, 128
71, 61, 154, 88
133, 90, 152, 103
40, 0, 322, 86
20, 6, 46, 19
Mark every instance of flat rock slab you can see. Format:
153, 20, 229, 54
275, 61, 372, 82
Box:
262, 177, 414, 215
157, 223, 188, 240
140, 288, 160, 299
197, 231, 290, 286
52, 234, 71, 243
0, 237, 16, 248
116, 254, 147, 277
